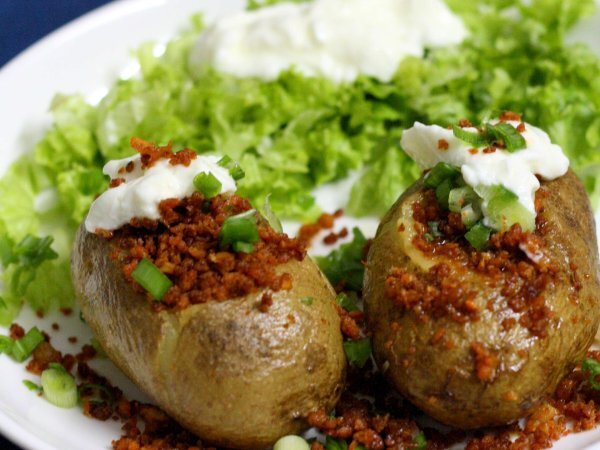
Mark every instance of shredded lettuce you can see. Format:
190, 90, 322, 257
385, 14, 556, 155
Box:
0, 0, 598, 323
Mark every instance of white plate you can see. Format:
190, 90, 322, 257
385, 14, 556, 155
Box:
0, 1, 599, 449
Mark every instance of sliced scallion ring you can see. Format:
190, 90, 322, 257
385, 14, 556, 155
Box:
41, 364, 78, 408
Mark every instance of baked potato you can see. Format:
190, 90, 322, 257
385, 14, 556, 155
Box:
364, 169, 600, 428
72, 208, 346, 449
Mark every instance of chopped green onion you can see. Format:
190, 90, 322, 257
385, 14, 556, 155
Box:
41, 364, 78, 408
343, 338, 371, 368
232, 241, 255, 253
217, 155, 245, 181
435, 178, 455, 210
274, 435, 310, 450
262, 194, 283, 233
452, 125, 490, 147
465, 222, 493, 251
325, 436, 348, 450
230, 166, 245, 181
423, 162, 461, 188
460, 204, 482, 229
413, 432, 427, 450
300, 297, 314, 306
582, 358, 600, 390
480, 185, 535, 232
193, 172, 222, 198
219, 210, 260, 251
427, 221, 442, 238
486, 122, 526, 152
336, 292, 360, 312
131, 258, 173, 301
23, 380, 42, 392
0, 335, 13, 354
217, 155, 233, 167
448, 186, 479, 213
12, 327, 44, 362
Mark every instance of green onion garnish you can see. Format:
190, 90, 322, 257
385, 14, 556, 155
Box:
427, 221, 442, 238
0, 335, 13, 355
413, 432, 427, 450
232, 241, 255, 253
486, 122, 526, 152
12, 327, 44, 362
423, 162, 460, 189
41, 363, 78, 408
452, 125, 489, 147
131, 258, 173, 301
481, 185, 535, 232
274, 435, 310, 450
23, 380, 42, 392
219, 210, 260, 252
343, 338, 371, 368
465, 222, 493, 251
217, 155, 245, 181
230, 166, 245, 181
448, 186, 478, 213
435, 178, 455, 210
582, 358, 600, 390
325, 436, 348, 450
193, 172, 222, 198
336, 292, 360, 312
460, 204, 482, 229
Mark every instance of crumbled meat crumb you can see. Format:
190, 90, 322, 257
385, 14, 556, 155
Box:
109, 193, 305, 310
470, 342, 498, 382
386, 189, 559, 336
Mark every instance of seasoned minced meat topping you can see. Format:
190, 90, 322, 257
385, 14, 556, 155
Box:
104, 192, 305, 310
385, 187, 569, 337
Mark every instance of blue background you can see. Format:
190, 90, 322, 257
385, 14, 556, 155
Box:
1, 1, 113, 448
1, 0, 113, 68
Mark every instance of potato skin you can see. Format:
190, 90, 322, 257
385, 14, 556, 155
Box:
364, 170, 600, 428
72, 224, 345, 449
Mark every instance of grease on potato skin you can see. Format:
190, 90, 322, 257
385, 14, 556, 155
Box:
364, 170, 600, 429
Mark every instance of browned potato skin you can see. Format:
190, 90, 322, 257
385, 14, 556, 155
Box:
72, 224, 346, 449
364, 170, 600, 429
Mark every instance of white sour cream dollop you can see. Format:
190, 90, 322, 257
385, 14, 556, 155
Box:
400, 120, 569, 219
189, 0, 468, 83
85, 154, 236, 232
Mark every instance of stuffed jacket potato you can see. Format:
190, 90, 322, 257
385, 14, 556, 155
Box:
71, 141, 346, 449
364, 118, 600, 429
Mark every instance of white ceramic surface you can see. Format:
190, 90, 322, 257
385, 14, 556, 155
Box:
0, 1, 599, 449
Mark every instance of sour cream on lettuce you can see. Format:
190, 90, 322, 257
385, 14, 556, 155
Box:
190, 0, 468, 83
85, 154, 236, 232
